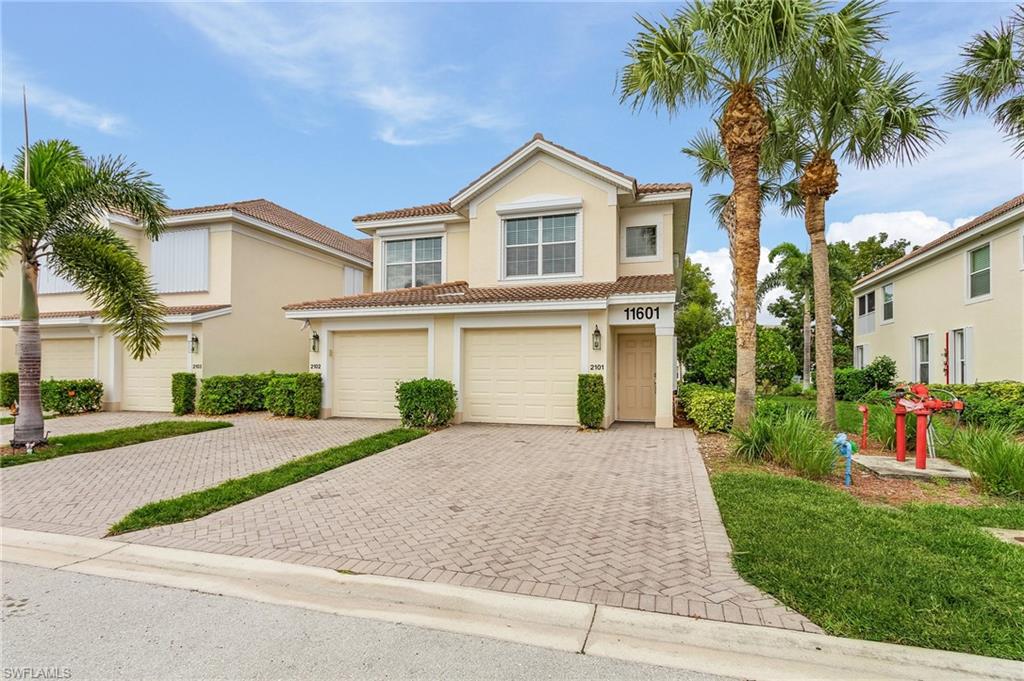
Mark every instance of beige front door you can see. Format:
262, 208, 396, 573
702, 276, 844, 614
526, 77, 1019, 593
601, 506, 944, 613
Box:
617, 334, 656, 422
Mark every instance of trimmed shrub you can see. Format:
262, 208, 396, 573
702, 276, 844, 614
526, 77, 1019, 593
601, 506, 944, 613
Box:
685, 326, 797, 389
264, 376, 297, 417
929, 382, 1024, 433
0, 372, 18, 407
679, 385, 735, 432
777, 383, 806, 398
863, 355, 897, 389
293, 373, 322, 419
395, 378, 456, 428
171, 373, 197, 415
732, 411, 837, 479
949, 426, 1024, 499
834, 367, 871, 402
197, 372, 297, 415
40, 379, 103, 415
577, 374, 606, 429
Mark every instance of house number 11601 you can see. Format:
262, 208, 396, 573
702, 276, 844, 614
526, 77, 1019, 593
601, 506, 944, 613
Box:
623, 306, 660, 321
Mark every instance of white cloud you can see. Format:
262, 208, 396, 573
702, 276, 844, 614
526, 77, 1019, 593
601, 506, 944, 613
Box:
166, 3, 516, 145
826, 211, 955, 247
688, 247, 782, 325
3, 58, 127, 135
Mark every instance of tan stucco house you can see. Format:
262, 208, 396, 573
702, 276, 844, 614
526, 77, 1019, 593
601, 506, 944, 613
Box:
285, 134, 691, 428
852, 192, 1024, 384
1, 199, 372, 411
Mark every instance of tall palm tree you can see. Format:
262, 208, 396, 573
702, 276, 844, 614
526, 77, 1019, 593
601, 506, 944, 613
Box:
779, 0, 943, 427
941, 4, 1024, 155
621, 0, 819, 428
757, 242, 812, 388
1, 140, 168, 445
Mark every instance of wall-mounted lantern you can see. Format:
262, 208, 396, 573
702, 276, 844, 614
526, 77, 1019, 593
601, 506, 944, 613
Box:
189, 334, 200, 354
311, 332, 320, 353
592, 325, 602, 351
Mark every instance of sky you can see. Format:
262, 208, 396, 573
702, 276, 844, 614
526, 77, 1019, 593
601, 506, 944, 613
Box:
2, 2, 1021, 320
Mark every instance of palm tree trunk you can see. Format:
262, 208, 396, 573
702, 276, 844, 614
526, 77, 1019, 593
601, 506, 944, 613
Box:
13, 258, 45, 446
802, 293, 812, 390
805, 196, 836, 429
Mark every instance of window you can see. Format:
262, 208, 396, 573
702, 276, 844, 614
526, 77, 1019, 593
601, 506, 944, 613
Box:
344, 267, 364, 295
857, 291, 875, 316
503, 213, 577, 278
625, 225, 657, 258
854, 345, 866, 369
151, 228, 209, 293
385, 237, 442, 290
914, 335, 930, 384
968, 244, 991, 299
951, 328, 966, 383
882, 284, 894, 321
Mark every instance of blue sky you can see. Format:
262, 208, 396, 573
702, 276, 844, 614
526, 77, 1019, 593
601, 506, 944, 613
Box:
2, 2, 1021, 311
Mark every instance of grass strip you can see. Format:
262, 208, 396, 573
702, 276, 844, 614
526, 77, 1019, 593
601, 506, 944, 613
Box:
108, 427, 427, 535
712, 471, 1024, 660
1, 415, 55, 425
0, 420, 232, 468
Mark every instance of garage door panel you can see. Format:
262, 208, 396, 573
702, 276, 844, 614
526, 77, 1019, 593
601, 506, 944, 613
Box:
462, 327, 580, 426
333, 330, 427, 419
41, 339, 94, 380
122, 336, 186, 412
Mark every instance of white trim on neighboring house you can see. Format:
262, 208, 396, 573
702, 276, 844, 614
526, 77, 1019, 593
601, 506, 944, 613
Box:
964, 240, 993, 305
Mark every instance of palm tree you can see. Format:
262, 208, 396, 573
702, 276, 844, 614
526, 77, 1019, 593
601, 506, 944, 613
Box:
757, 243, 812, 388
941, 4, 1024, 155
778, 0, 943, 427
621, 0, 819, 428
1, 140, 168, 445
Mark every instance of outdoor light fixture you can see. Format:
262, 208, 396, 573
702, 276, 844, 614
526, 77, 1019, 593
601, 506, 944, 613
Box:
311, 332, 320, 353
189, 335, 199, 354
592, 325, 602, 351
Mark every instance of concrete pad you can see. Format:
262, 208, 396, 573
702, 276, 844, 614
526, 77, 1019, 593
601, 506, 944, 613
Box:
983, 527, 1024, 546
0, 527, 126, 569
60, 541, 593, 654
585, 606, 1020, 681
853, 454, 972, 481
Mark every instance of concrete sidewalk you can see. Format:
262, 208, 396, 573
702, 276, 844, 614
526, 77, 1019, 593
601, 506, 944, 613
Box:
2, 527, 1016, 681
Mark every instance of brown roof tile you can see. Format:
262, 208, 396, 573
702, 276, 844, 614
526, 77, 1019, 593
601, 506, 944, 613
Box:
3, 304, 230, 321
284, 274, 675, 312
856, 192, 1024, 285
637, 182, 692, 195
170, 199, 371, 261
351, 201, 455, 223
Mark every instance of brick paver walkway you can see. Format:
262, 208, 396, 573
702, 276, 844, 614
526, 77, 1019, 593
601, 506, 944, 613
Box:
124, 423, 819, 633
0, 413, 395, 536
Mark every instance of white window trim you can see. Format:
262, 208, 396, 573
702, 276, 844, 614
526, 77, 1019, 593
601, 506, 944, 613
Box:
854, 344, 866, 369
880, 282, 894, 324
379, 234, 446, 291
499, 209, 583, 282
911, 332, 933, 384
619, 218, 664, 263
857, 290, 877, 317
965, 240, 993, 304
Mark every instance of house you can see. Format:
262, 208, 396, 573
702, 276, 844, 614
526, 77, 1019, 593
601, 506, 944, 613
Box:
284, 134, 691, 428
0, 200, 372, 411
852, 192, 1024, 384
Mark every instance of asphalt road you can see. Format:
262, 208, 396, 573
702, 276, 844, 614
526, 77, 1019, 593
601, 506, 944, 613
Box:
1, 562, 731, 681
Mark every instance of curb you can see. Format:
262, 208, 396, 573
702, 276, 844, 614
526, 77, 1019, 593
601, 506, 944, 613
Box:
2, 527, 1018, 681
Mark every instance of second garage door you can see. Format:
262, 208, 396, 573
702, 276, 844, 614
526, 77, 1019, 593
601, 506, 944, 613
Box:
41, 338, 94, 380
122, 336, 187, 412
332, 329, 428, 419
462, 327, 580, 426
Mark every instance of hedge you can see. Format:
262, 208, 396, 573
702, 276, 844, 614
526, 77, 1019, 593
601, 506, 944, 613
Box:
293, 373, 322, 419
577, 374, 605, 429
834, 355, 898, 402
171, 373, 197, 415
196, 372, 298, 415
0, 372, 18, 407
677, 384, 734, 432
39, 379, 103, 415
931, 382, 1024, 433
684, 326, 797, 389
265, 376, 297, 417
395, 378, 456, 428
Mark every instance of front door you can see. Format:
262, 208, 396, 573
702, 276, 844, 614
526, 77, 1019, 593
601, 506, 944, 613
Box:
617, 334, 655, 422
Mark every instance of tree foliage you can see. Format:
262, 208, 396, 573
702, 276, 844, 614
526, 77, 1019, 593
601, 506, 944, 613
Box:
676, 258, 728, 361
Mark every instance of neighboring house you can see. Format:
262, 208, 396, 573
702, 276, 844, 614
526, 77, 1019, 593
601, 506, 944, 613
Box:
0, 199, 371, 411
285, 134, 691, 428
852, 192, 1024, 384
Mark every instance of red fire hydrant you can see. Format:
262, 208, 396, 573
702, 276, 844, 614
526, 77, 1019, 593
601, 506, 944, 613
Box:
894, 402, 907, 462
857, 404, 869, 451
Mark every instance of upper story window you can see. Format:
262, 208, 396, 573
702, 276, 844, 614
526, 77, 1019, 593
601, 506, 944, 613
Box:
625, 225, 658, 258
857, 291, 875, 316
967, 243, 991, 299
881, 283, 894, 321
503, 213, 578, 278
37, 257, 79, 295
151, 228, 209, 294
385, 237, 442, 290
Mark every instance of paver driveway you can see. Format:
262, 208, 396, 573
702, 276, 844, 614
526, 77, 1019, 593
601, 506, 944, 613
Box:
125, 423, 818, 632
0, 412, 395, 536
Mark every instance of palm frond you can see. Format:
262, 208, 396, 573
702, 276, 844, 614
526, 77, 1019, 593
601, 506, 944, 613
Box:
0, 168, 47, 269
682, 128, 730, 183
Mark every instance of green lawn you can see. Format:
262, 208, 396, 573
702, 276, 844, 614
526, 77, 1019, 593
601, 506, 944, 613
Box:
713, 471, 1024, 660
0, 420, 232, 468
108, 427, 428, 535
0, 414, 53, 425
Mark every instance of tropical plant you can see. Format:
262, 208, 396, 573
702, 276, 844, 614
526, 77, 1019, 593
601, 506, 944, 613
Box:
675, 257, 728, 362
941, 4, 1024, 155
757, 243, 813, 388
777, 0, 944, 427
621, 0, 819, 428
1, 141, 168, 445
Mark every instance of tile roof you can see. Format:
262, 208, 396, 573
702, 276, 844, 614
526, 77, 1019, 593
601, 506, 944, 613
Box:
856, 192, 1024, 285
351, 134, 690, 224
284, 274, 676, 312
3, 305, 230, 321
170, 199, 372, 261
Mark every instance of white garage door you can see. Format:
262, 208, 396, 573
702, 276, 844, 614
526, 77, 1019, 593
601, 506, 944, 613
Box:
122, 336, 187, 412
333, 329, 428, 419
462, 327, 580, 426
41, 338, 94, 380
